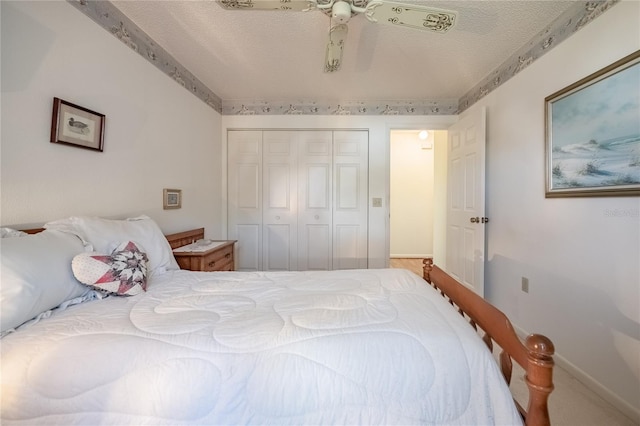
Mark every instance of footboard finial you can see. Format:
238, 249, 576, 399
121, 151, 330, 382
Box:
524, 334, 555, 426
422, 258, 434, 282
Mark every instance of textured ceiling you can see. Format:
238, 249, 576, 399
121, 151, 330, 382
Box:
111, 0, 578, 105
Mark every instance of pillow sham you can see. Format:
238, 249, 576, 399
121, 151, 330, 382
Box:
72, 241, 148, 296
0, 230, 89, 333
44, 215, 178, 276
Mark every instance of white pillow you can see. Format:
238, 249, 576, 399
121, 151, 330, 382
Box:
0, 230, 89, 333
44, 215, 178, 276
0, 227, 28, 238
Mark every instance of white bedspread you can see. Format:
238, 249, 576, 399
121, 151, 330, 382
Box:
1, 269, 522, 425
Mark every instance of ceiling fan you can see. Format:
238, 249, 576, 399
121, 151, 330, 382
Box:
216, 0, 457, 73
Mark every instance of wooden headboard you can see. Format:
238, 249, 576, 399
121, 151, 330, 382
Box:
164, 228, 204, 249
19, 227, 204, 250
21, 228, 45, 234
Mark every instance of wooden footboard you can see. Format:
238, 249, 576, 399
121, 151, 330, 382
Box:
422, 258, 554, 426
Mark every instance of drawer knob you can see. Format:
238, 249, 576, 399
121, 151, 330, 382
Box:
208, 261, 216, 267
225, 253, 231, 258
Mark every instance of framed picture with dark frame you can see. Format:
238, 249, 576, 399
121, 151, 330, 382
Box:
545, 50, 640, 197
50, 97, 105, 152
163, 188, 182, 210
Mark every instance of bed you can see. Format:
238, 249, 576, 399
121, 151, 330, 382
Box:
0, 216, 554, 425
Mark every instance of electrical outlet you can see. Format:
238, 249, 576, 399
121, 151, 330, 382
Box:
521, 277, 529, 293
372, 197, 382, 207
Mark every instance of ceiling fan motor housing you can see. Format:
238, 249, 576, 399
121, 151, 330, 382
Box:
332, 1, 352, 24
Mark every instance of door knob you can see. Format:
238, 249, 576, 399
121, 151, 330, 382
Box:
470, 217, 489, 224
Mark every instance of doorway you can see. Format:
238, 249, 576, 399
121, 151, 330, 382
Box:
389, 129, 448, 272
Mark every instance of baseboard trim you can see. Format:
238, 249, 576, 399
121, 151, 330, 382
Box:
513, 325, 640, 423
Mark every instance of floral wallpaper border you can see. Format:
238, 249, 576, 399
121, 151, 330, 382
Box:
221, 99, 459, 116
70, 0, 617, 116
457, 0, 619, 113
69, 0, 223, 112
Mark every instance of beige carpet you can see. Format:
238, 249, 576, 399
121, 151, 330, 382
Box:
390, 258, 637, 426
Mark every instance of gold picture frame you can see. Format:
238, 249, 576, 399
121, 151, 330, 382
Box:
163, 188, 182, 209
545, 50, 640, 197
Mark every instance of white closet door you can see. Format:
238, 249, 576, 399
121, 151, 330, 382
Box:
333, 130, 368, 270
262, 131, 297, 271
228, 129, 368, 272
298, 131, 333, 270
227, 130, 262, 271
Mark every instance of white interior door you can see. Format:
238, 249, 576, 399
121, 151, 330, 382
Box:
446, 107, 486, 296
227, 130, 263, 271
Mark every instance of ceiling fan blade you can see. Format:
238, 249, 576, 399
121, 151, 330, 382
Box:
364, 1, 457, 33
324, 23, 348, 73
216, 0, 316, 12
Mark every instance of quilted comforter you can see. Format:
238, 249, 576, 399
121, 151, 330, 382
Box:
1, 268, 522, 425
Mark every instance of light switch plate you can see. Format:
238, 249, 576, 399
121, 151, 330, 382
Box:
372, 198, 382, 207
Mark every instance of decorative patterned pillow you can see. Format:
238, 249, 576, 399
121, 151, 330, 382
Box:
72, 241, 149, 296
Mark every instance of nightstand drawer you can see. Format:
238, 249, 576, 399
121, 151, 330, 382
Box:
173, 240, 236, 272
201, 244, 233, 271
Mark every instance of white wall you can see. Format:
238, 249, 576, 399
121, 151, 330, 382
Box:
221, 115, 456, 268
390, 130, 434, 258
1, 1, 223, 236
466, 2, 640, 419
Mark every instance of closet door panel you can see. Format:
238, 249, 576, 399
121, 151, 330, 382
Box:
298, 131, 333, 271
236, 224, 260, 271
228, 130, 262, 271
263, 131, 297, 271
304, 225, 332, 270
334, 225, 360, 270
237, 164, 260, 209
265, 224, 293, 270
333, 130, 368, 269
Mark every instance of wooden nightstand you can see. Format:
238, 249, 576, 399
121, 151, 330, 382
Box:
173, 240, 237, 272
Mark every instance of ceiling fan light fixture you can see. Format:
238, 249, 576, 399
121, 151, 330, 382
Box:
331, 1, 352, 24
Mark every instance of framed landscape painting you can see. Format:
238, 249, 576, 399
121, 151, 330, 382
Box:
545, 50, 640, 197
